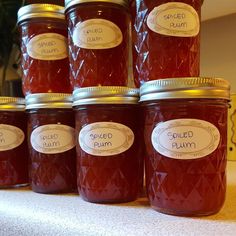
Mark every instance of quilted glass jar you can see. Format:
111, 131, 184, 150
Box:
17, 4, 72, 95
73, 87, 143, 203
0, 97, 28, 188
26, 93, 76, 194
65, 0, 130, 88
140, 77, 230, 216
130, 0, 202, 87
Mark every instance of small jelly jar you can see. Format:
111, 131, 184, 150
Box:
0, 97, 28, 188
26, 93, 77, 194
73, 87, 143, 203
130, 0, 202, 87
140, 77, 230, 216
17, 4, 72, 95
65, 0, 130, 88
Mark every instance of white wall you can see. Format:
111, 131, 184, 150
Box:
201, 14, 236, 92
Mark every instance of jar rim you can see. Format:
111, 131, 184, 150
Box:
17, 4, 65, 23
25, 93, 72, 109
65, 0, 128, 11
139, 77, 230, 102
73, 86, 139, 106
0, 97, 25, 111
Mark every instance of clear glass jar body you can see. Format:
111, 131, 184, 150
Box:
18, 18, 72, 95
66, 2, 130, 88
74, 104, 143, 203
142, 99, 228, 216
0, 109, 29, 188
130, 0, 201, 87
27, 108, 77, 194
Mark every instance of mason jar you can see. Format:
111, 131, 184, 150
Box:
73, 86, 143, 203
130, 0, 203, 87
0, 97, 28, 188
26, 93, 77, 194
65, 0, 130, 88
17, 4, 72, 95
140, 77, 230, 216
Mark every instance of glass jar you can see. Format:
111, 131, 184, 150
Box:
65, 0, 130, 88
26, 93, 76, 194
73, 87, 143, 203
17, 4, 72, 95
0, 97, 28, 188
140, 77, 230, 216
130, 0, 202, 87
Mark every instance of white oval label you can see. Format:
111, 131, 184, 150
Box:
31, 124, 75, 154
79, 122, 134, 156
72, 19, 123, 49
0, 125, 25, 151
27, 33, 68, 60
147, 2, 200, 37
151, 119, 220, 160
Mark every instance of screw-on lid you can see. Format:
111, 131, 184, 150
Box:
73, 86, 139, 106
25, 93, 72, 109
0, 97, 25, 111
140, 77, 230, 102
65, 0, 128, 11
17, 4, 65, 24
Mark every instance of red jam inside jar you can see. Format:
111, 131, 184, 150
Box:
17, 4, 72, 95
0, 97, 29, 188
140, 78, 230, 216
65, 0, 130, 88
26, 93, 76, 194
130, 0, 202, 87
73, 87, 143, 203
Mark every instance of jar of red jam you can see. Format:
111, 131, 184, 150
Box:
140, 77, 230, 216
73, 87, 143, 203
17, 4, 72, 95
0, 97, 28, 188
130, 0, 203, 87
65, 0, 130, 88
26, 93, 76, 194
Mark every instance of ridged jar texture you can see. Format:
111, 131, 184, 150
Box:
130, 0, 201, 87
0, 111, 28, 187
27, 109, 77, 194
75, 104, 143, 203
19, 19, 72, 95
66, 3, 130, 88
142, 99, 227, 216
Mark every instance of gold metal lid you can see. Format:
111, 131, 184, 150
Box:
73, 86, 139, 106
25, 93, 72, 109
0, 97, 25, 111
17, 4, 65, 24
140, 77, 230, 102
65, 0, 128, 11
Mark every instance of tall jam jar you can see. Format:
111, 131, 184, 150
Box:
17, 4, 72, 95
65, 0, 130, 88
0, 97, 28, 188
140, 77, 230, 216
26, 93, 77, 194
130, 0, 202, 87
73, 87, 143, 203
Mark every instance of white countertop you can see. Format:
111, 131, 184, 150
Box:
0, 162, 236, 236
